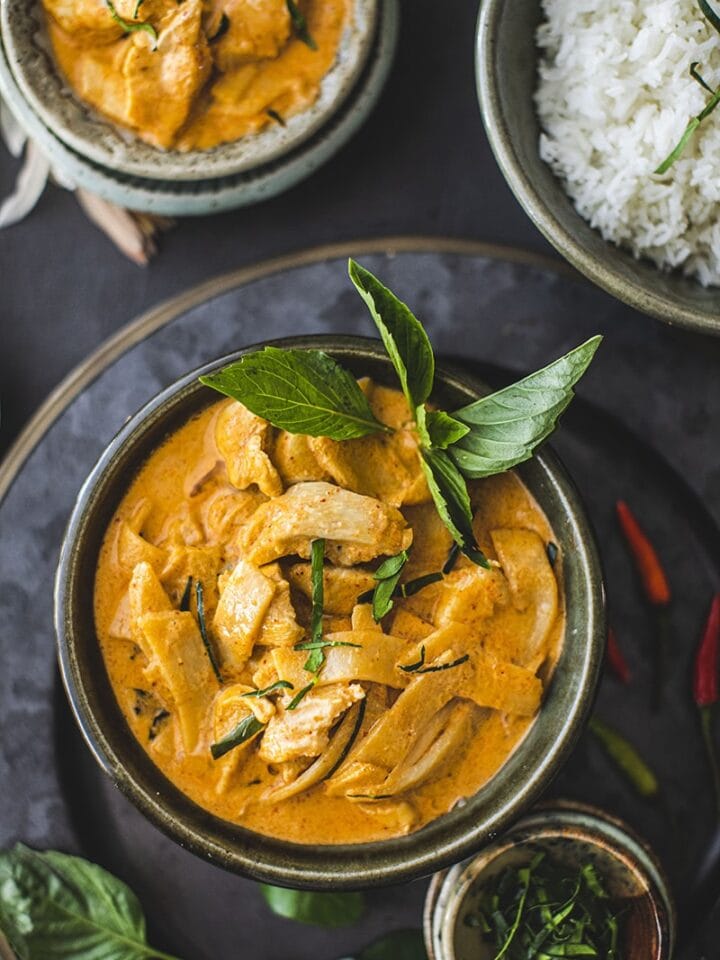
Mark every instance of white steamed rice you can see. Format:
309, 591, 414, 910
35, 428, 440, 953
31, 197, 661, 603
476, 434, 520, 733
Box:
535, 0, 720, 286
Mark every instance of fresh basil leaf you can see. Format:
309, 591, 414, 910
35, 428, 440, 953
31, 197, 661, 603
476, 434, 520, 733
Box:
195, 580, 222, 683
105, 0, 158, 47
286, 680, 316, 711
0, 844, 179, 960
348, 260, 435, 409
303, 538, 326, 673
369, 549, 409, 621
211, 714, 265, 760
259, 885, 364, 927
449, 337, 601, 478
200, 347, 388, 440
356, 929, 428, 960
242, 680, 294, 698
420, 448, 489, 567
423, 410, 469, 449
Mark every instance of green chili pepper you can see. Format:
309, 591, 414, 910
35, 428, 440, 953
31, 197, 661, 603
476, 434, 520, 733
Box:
588, 715, 659, 798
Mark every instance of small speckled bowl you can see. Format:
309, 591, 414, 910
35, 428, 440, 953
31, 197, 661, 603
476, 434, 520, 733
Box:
424, 801, 676, 960
54, 335, 605, 889
476, 0, 720, 336
1, 0, 377, 181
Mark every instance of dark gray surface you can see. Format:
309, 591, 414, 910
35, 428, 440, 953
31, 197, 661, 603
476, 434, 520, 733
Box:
0, 250, 719, 959
0, 0, 719, 954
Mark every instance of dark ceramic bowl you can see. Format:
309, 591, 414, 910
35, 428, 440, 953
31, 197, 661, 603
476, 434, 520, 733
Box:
54, 335, 605, 889
424, 801, 676, 959
476, 0, 720, 337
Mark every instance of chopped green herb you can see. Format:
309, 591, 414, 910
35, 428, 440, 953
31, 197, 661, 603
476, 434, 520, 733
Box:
404, 651, 470, 675
179, 575, 193, 612
400, 572, 444, 597
443, 543, 460, 574
195, 580, 222, 683
400, 645, 426, 673
266, 108, 286, 126
546, 541, 559, 567
286, 0, 317, 50
304, 538, 326, 673
286, 680, 317, 711
105, 0, 158, 47
242, 680, 294, 698
211, 714, 265, 759
296, 640, 363, 651
368, 549, 410, 621
209, 12, 230, 42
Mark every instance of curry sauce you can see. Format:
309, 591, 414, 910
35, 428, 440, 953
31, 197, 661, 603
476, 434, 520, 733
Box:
42, 0, 349, 150
94, 384, 564, 845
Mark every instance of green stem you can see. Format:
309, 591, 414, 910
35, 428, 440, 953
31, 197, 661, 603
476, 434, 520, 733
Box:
700, 704, 720, 820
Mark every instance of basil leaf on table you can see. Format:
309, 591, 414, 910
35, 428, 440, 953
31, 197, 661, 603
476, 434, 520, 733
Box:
449, 336, 602, 478
420, 448, 489, 568
348, 260, 435, 410
259, 885, 365, 927
200, 347, 389, 440
354, 929, 428, 960
0, 844, 180, 960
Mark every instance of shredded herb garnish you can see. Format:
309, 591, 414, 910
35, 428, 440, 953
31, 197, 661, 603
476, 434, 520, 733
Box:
367, 549, 410, 621
209, 12, 230, 42
655, 3, 720, 173
105, 0, 158, 47
179, 575, 193, 612
302, 538, 326, 673
399, 645, 427, 673
286, 0, 317, 50
357, 570, 443, 606
242, 680, 294, 698
403, 650, 470, 674
195, 580, 222, 683
443, 542, 460, 574
463, 851, 624, 960
295, 640, 363, 651
211, 714, 265, 759
286, 679, 317, 711
266, 108, 286, 126
546, 542, 559, 567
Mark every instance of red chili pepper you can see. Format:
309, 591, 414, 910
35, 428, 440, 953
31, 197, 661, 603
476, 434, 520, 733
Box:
606, 627, 631, 684
694, 595, 720, 818
616, 500, 671, 606
694, 594, 720, 708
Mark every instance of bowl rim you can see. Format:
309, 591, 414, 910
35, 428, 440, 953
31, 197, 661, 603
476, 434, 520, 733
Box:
1, 0, 377, 182
475, 0, 720, 338
54, 333, 606, 889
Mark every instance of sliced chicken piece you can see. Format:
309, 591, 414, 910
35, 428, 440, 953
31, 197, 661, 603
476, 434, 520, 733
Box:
215, 400, 282, 498
272, 431, 330, 486
287, 564, 375, 615
116, 522, 165, 574
120, 0, 212, 149
309, 432, 422, 508
201, 485, 267, 545
212, 0, 291, 71
258, 683, 365, 764
129, 561, 173, 648
434, 565, 509, 629
138, 611, 218, 753
238, 482, 412, 567
489, 529, 559, 669
259, 564, 303, 647
43, 0, 128, 42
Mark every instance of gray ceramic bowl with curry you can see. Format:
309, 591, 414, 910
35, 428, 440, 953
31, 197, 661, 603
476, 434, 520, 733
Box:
54, 336, 605, 888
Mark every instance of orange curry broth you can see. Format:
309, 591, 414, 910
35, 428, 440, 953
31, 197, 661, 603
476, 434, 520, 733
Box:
43, 0, 349, 151
94, 395, 564, 844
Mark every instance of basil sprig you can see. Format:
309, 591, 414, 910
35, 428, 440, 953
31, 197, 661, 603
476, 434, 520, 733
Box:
0, 845, 180, 960
200, 261, 601, 564
200, 348, 388, 440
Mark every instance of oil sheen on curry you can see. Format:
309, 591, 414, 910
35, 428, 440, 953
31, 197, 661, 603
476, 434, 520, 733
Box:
41, 0, 349, 150
94, 381, 564, 844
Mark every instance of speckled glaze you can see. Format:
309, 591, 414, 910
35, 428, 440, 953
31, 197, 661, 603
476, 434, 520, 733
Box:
424, 801, 676, 960
476, 0, 720, 336
54, 334, 605, 889
2, 0, 377, 181
0, 1, 397, 215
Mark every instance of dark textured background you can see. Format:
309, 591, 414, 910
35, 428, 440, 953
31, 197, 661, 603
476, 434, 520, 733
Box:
0, 0, 719, 956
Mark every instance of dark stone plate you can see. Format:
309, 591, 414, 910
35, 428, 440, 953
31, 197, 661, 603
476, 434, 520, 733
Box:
1, 243, 717, 958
